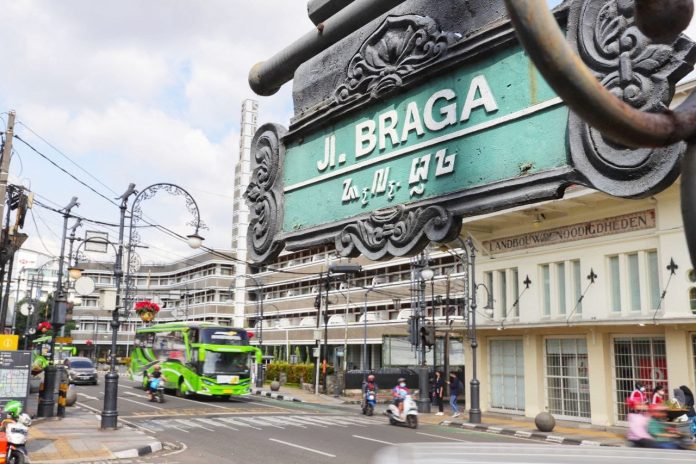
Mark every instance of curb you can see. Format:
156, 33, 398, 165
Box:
113, 441, 163, 459
440, 420, 618, 447
251, 388, 304, 402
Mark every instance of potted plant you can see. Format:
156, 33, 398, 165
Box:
134, 301, 160, 322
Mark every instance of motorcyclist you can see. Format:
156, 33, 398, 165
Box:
0, 400, 23, 431
392, 377, 409, 418
146, 365, 162, 402
363, 374, 378, 393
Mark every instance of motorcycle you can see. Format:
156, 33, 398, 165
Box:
0, 414, 31, 464
149, 377, 165, 403
385, 394, 418, 429
362, 389, 376, 416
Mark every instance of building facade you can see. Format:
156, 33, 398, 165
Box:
70, 250, 236, 359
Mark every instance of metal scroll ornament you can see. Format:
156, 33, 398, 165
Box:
244, 123, 286, 264
335, 14, 460, 104
335, 205, 460, 260
567, 0, 696, 197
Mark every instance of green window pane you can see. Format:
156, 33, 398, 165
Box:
648, 251, 660, 310
610, 256, 621, 312
573, 260, 582, 315
558, 262, 566, 315
542, 264, 551, 316
628, 253, 640, 312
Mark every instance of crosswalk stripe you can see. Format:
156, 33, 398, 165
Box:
297, 416, 347, 427
263, 416, 306, 428
235, 416, 284, 428
217, 417, 262, 430
196, 418, 239, 431
174, 419, 215, 432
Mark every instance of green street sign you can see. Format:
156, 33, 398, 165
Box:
283, 46, 567, 232
245, 3, 691, 264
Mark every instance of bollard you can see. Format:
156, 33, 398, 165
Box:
56, 367, 68, 418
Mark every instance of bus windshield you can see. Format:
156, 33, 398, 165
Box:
202, 351, 250, 376
199, 328, 249, 345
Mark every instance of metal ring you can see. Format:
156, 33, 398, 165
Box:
504, 0, 696, 148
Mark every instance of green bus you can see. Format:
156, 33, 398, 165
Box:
130, 322, 261, 398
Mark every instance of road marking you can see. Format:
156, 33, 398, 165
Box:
263, 416, 305, 428
268, 438, 336, 458
416, 432, 470, 442
119, 396, 164, 410
352, 435, 394, 445
217, 417, 262, 430
174, 419, 215, 432
78, 393, 100, 401
235, 417, 284, 428
195, 418, 239, 431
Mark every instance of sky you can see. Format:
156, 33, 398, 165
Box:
0, 1, 312, 266
0, 1, 695, 268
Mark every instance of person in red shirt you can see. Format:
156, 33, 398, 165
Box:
652, 384, 666, 405
628, 382, 647, 410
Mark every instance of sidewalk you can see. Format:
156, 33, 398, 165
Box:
25, 394, 163, 463
255, 384, 627, 447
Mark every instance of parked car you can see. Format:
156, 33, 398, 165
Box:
65, 357, 98, 385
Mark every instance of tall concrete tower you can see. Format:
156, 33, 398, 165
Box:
232, 99, 258, 326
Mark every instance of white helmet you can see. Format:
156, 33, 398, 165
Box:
17, 413, 32, 426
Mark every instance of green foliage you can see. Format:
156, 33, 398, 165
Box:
266, 362, 315, 384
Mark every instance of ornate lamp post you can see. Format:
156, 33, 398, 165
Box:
37, 197, 79, 418
101, 183, 205, 430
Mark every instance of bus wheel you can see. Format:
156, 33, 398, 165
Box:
177, 378, 189, 398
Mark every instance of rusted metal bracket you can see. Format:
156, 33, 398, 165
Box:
504, 0, 696, 266
504, 0, 696, 149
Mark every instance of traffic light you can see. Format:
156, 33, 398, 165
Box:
407, 316, 419, 346
421, 325, 435, 347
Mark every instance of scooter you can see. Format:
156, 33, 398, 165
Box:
362, 389, 376, 416
385, 395, 418, 429
149, 377, 165, 403
1, 414, 31, 464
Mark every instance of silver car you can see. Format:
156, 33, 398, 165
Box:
65, 357, 98, 385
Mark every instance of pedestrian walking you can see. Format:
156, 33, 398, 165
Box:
448, 373, 463, 417
433, 371, 445, 416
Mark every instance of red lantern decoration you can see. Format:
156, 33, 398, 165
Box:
134, 300, 160, 322
37, 321, 52, 333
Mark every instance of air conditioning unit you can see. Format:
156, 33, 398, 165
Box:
311, 286, 318, 294
339, 282, 349, 290
286, 290, 296, 297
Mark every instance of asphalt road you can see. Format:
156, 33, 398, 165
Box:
71, 379, 696, 464
72, 378, 541, 463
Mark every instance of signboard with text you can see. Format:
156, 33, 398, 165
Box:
0, 350, 31, 411
245, 1, 694, 264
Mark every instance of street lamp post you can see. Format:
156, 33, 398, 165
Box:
101, 182, 205, 429
37, 196, 79, 418
242, 273, 264, 387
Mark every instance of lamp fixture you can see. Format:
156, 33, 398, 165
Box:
68, 266, 83, 280
186, 232, 205, 249
420, 267, 434, 281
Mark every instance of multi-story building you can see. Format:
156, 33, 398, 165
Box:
232, 99, 259, 327
70, 250, 236, 358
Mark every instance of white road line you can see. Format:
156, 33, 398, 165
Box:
236, 417, 284, 428
416, 432, 471, 442
268, 438, 336, 458
118, 397, 164, 410
264, 416, 305, 428
195, 418, 239, 431
78, 393, 100, 401
275, 416, 310, 428
156, 392, 234, 410
174, 419, 215, 432
217, 417, 262, 430
299, 416, 345, 427
352, 435, 394, 445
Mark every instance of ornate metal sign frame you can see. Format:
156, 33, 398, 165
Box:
245, 0, 695, 265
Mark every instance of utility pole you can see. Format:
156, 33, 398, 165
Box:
0, 111, 15, 232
